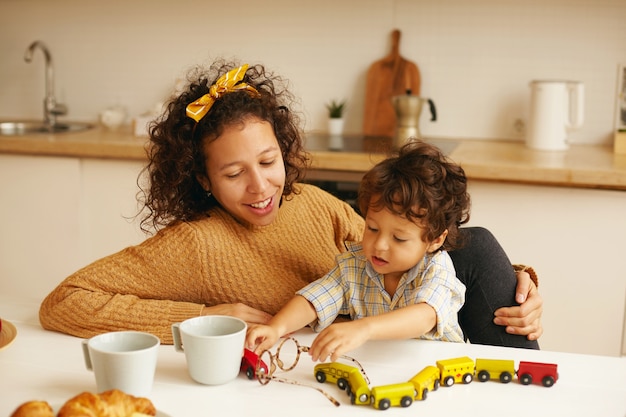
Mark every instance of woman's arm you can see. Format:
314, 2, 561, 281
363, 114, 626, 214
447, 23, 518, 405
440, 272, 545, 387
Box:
494, 270, 543, 340
39, 222, 272, 344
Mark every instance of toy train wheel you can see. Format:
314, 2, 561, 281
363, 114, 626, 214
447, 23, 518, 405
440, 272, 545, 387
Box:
500, 372, 513, 383
379, 399, 391, 410
542, 376, 555, 387
462, 373, 473, 384
520, 373, 532, 385
443, 376, 455, 387
245, 366, 255, 380
345, 382, 352, 396
337, 378, 348, 391
315, 371, 326, 383
400, 396, 413, 408
350, 392, 368, 404
433, 380, 440, 391
477, 370, 490, 382
421, 389, 428, 400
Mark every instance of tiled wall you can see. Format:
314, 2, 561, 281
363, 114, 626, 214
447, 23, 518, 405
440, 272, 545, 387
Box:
1, 0, 624, 144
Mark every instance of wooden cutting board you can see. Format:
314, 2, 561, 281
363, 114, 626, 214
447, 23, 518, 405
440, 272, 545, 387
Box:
363, 30, 421, 138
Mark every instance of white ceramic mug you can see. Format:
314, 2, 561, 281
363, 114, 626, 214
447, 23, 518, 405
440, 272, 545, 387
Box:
172, 315, 247, 385
82, 331, 160, 397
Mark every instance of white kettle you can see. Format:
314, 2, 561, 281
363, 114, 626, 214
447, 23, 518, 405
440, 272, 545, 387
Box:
526, 80, 584, 151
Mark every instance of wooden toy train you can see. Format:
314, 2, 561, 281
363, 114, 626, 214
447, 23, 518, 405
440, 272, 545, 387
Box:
313, 356, 558, 410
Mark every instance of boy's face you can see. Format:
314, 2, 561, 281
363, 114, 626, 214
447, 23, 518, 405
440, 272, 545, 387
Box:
362, 206, 446, 281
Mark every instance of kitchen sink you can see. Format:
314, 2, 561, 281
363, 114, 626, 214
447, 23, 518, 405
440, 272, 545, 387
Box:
0, 121, 94, 135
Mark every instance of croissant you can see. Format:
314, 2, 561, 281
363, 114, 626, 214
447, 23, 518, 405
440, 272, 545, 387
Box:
10, 401, 54, 417
10, 390, 156, 417
57, 390, 156, 417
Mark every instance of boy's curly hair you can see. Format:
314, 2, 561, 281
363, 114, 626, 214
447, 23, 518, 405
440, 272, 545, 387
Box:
138, 60, 309, 233
358, 140, 471, 251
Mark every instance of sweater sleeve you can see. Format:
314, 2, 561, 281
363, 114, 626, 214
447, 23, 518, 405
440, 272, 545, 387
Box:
305, 184, 364, 250
39, 222, 207, 344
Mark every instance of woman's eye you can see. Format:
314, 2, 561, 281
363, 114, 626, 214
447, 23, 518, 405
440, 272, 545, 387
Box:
394, 236, 408, 243
367, 225, 378, 232
260, 159, 276, 166
226, 171, 242, 179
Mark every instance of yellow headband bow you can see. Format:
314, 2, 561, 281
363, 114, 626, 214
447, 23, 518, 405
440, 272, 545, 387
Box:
186, 64, 260, 123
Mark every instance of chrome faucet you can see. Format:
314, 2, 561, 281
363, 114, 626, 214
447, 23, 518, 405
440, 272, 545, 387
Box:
24, 41, 67, 128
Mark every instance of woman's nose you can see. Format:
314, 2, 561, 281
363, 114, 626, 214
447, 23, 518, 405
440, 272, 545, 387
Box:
247, 168, 268, 193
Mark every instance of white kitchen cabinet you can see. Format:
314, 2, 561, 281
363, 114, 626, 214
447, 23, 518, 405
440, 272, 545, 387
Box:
0, 155, 82, 303
79, 158, 147, 262
467, 181, 626, 357
0, 155, 146, 304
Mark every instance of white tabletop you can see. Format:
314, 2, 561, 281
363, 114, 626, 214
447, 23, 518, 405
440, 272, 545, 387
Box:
1, 299, 625, 417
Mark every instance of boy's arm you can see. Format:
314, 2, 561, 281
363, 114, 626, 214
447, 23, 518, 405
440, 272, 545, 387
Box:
268, 295, 318, 336
309, 303, 436, 361
360, 302, 436, 339
246, 295, 317, 353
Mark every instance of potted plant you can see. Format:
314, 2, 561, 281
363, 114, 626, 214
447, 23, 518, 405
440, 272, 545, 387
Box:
326, 99, 346, 119
326, 99, 346, 138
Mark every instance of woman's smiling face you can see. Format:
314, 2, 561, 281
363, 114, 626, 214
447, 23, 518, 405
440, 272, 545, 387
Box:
199, 117, 286, 227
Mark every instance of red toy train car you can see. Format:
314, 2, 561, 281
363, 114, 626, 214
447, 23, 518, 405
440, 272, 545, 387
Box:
517, 361, 558, 387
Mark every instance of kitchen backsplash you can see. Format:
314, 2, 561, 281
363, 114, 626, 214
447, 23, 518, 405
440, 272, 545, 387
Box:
0, 0, 624, 145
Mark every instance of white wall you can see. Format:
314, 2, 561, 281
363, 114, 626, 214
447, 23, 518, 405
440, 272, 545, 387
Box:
1, 0, 625, 145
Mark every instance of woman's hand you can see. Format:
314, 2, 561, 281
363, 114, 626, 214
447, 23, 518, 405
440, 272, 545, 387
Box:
201, 303, 272, 325
493, 271, 543, 340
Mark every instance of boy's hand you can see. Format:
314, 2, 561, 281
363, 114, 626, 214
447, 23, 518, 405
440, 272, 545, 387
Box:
309, 321, 370, 362
246, 324, 280, 354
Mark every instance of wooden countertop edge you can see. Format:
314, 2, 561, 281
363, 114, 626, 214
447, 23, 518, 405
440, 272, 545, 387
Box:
0, 135, 148, 160
458, 162, 626, 190
1, 130, 626, 191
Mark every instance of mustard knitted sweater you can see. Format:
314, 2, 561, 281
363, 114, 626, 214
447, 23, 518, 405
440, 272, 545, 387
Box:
39, 184, 364, 344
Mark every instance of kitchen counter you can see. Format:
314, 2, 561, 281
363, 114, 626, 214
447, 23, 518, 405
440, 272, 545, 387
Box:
1, 126, 625, 190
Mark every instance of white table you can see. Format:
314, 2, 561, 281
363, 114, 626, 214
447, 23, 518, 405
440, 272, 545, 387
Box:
2, 299, 625, 417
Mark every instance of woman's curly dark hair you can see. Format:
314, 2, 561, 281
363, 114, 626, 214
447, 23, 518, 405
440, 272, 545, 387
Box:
357, 140, 471, 251
138, 60, 309, 233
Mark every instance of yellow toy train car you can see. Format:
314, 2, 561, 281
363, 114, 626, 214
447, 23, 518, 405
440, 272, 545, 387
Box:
370, 382, 416, 410
408, 365, 440, 400
436, 356, 475, 386
475, 358, 516, 383
313, 362, 371, 405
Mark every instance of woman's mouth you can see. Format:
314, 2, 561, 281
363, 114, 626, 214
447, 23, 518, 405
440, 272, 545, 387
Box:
249, 196, 272, 210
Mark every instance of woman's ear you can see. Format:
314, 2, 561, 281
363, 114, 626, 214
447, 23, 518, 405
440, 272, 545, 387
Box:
428, 229, 448, 252
196, 174, 210, 193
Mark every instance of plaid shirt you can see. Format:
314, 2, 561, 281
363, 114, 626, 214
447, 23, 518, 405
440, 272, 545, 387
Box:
296, 241, 466, 342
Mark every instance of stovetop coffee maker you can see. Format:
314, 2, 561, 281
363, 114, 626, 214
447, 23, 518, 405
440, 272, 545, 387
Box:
392, 92, 437, 148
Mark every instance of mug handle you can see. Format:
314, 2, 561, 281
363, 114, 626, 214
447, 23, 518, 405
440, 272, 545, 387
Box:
81, 340, 93, 371
171, 323, 184, 352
